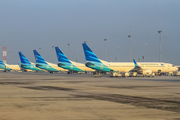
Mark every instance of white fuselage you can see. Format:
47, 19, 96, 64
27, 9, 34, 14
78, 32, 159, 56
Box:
5, 64, 21, 71
46, 62, 67, 72
103, 62, 177, 73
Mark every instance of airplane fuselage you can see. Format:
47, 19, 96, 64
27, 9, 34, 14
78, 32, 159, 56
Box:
58, 61, 95, 72
36, 62, 66, 72
1, 64, 21, 71
86, 61, 177, 73
0, 64, 11, 71
21, 63, 42, 71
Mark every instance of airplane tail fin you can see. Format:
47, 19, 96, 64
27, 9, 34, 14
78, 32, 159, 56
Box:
33, 50, 47, 64
55, 47, 71, 63
133, 59, 138, 67
19, 52, 31, 64
0, 59, 5, 65
82, 43, 101, 63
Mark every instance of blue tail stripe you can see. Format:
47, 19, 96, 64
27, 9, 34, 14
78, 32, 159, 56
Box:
33, 50, 47, 64
55, 47, 71, 63
85, 51, 98, 58
19, 52, 31, 64
0, 59, 5, 65
82, 43, 101, 63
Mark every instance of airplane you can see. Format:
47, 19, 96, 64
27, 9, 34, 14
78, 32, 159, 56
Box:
0, 59, 21, 72
19, 52, 43, 72
55, 47, 94, 74
82, 42, 178, 77
33, 50, 66, 73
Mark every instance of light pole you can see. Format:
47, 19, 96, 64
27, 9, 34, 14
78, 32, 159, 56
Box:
52, 46, 54, 63
67, 43, 70, 59
145, 44, 147, 61
158, 30, 162, 62
117, 46, 119, 61
128, 35, 131, 62
76, 50, 79, 62
9, 51, 11, 64
104, 39, 107, 61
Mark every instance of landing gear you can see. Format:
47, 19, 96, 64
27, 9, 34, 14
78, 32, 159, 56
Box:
21, 68, 27, 72
67, 71, 73, 74
158, 70, 161, 76
93, 71, 102, 77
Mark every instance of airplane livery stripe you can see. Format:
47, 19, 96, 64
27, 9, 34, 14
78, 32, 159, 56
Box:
0, 59, 5, 65
55, 47, 71, 63
82, 43, 101, 63
33, 50, 47, 64
19, 52, 31, 64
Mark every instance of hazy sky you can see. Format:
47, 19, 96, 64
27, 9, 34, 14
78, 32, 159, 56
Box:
1, 0, 180, 65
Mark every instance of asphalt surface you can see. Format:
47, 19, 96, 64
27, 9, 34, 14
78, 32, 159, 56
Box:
0, 72, 180, 120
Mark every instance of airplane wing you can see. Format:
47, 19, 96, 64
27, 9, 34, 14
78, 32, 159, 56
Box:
129, 59, 143, 74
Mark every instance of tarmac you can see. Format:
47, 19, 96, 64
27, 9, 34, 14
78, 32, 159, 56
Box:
0, 72, 180, 120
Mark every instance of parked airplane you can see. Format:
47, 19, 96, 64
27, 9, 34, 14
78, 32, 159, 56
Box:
55, 47, 94, 74
33, 50, 66, 73
82, 43, 178, 77
0, 59, 20, 72
19, 52, 43, 72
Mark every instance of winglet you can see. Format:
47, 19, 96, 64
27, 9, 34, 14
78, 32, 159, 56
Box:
82, 43, 101, 63
19, 52, 31, 64
33, 50, 47, 64
55, 47, 71, 63
133, 59, 138, 67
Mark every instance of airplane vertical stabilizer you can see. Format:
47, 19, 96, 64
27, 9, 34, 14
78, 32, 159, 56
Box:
82, 43, 101, 63
33, 50, 47, 64
19, 52, 31, 64
0, 59, 5, 65
55, 47, 71, 63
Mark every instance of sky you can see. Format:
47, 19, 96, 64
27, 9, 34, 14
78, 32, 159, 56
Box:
0, 0, 180, 65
